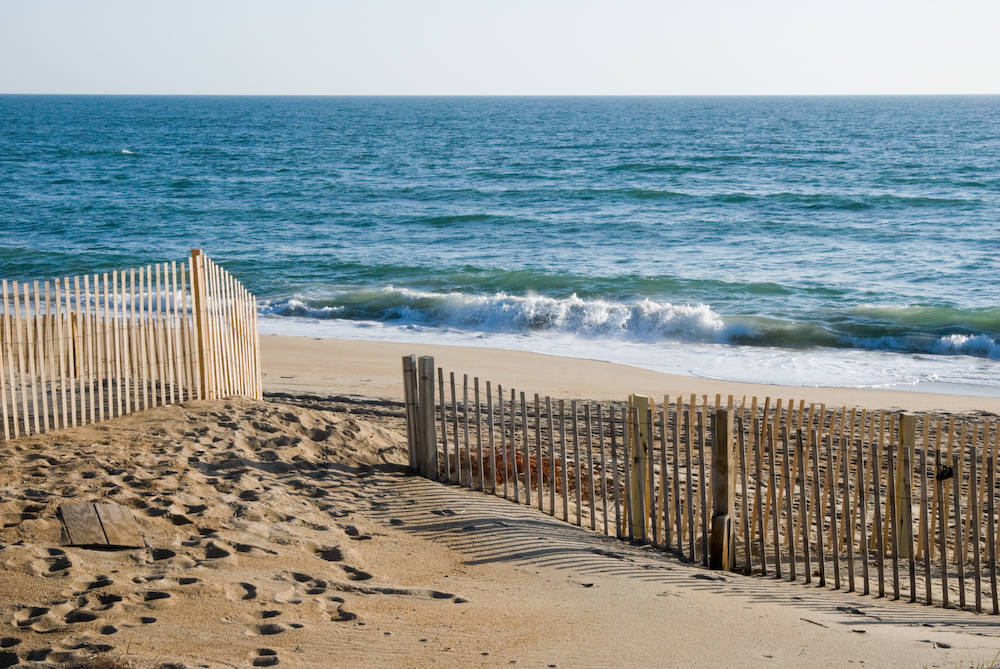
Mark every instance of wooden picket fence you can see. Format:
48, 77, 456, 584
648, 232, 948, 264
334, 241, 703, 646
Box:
0, 250, 261, 439
404, 355, 1000, 614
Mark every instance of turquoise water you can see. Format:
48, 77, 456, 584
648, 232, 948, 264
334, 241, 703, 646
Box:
2, 95, 999, 392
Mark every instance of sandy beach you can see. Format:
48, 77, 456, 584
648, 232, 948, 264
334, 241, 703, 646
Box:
2, 335, 1000, 668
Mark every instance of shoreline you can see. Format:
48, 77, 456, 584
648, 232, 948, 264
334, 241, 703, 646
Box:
260, 334, 1000, 415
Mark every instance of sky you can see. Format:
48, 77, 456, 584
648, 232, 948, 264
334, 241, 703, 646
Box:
1, 0, 998, 95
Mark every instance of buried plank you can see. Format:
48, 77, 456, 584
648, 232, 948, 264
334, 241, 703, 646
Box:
59, 502, 144, 548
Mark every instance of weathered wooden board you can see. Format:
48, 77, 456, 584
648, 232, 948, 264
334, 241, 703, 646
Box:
60, 502, 143, 548
95, 503, 144, 548
60, 503, 107, 546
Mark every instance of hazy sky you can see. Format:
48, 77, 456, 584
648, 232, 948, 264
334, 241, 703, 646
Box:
2, 0, 998, 95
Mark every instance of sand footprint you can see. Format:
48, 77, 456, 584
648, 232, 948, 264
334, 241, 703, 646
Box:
225, 582, 258, 601
143, 591, 173, 610
273, 587, 303, 605
314, 546, 343, 562
256, 623, 287, 635
342, 566, 373, 582
254, 648, 280, 666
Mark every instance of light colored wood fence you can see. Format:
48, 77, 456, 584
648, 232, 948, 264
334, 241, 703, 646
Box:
404, 355, 1000, 614
0, 250, 261, 439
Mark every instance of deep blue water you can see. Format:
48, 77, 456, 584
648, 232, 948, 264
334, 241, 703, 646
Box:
2, 95, 999, 391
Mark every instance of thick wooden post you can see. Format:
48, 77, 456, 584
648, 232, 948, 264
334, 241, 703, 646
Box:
190, 250, 213, 400
402, 355, 419, 472
896, 414, 916, 559
711, 408, 736, 570
417, 356, 438, 480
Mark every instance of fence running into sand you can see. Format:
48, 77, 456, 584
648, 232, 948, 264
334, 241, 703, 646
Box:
404, 355, 1000, 614
0, 250, 261, 439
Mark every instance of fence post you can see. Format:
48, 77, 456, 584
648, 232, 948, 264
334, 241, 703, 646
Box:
897, 413, 916, 559
402, 355, 419, 472
417, 356, 438, 480
189, 249, 213, 400
710, 408, 735, 570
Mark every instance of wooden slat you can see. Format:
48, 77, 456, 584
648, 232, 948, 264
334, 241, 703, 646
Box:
24, 283, 41, 433
437, 368, 450, 481
688, 403, 697, 560
2, 282, 19, 438
487, 382, 497, 495
646, 407, 656, 545
767, 423, 780, 577
477, 381, 485, 491
154, 264, 166, 406
873, 411, 886, 597
887, 419, 899, 600
585, 403, 596, 531
623, 407, 634, 540
190, 252, 210, 400
988, 456, 998, 615
560, 398, 569, 523
738, 413, 751, 572
857, 434, 870, 595
0, 300, 9, 440
598, 404, 608, 535
221, 270, 238, 397
842, 436, 855, 592
216, 264, 234, 396
698, 396, 709, 564
827, 434, 841, 590
534, 393, 542, 509
672, 402, 682, 557
60, 503, 108, 546
520, 391, 530, 504
66, 280, 78, 427
939, 441, 950, 608
971, 434, 982, 612
753, 417, 767, 575
811, 430, 825, 587
782, 426, 795, 580
798, 430, 811, 584
94, 503, 143, 548
954, 446, 966, 609
220, 263, 237, 396
204, 259, 221, 398
450, 372, 460, 485
53, 279, 72, 428
120, 270, 132, 414
250, 295, 262, 399
659, 404, 669, 551
179, 262, 192, 401
44, 282, 58, 430
572, 400, 582, 526
100, 274, 113, 419
463, 376, 472, 488
497, 384, 507, 497
547, 395, 556, 514
222, 265, 238, 395
610, 405, 621, 538
168, 262, 181, 404
137, 268, 149, 410
13, 282, 29, 434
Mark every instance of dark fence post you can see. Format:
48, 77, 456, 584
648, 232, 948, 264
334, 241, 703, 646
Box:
402, 355, 419, 472
417, 356, 438, 480
710, 408, 735, 570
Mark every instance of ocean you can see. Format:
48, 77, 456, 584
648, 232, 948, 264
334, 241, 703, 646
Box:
2, 95, 999, 395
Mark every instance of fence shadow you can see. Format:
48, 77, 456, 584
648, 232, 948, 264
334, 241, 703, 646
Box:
369, 471, 1000, 633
